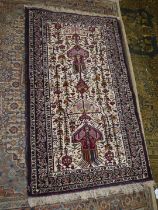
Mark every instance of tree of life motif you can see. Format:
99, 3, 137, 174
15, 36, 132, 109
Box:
67, 36, 104, 165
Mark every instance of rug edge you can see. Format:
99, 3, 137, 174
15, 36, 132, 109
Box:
28, 181, 156, 207
24, 3, 119, 19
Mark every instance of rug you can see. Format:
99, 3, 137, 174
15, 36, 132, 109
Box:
12, 184, 155, 210
25, 7, 152, 198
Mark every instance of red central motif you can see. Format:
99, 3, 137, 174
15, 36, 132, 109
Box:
72, 124, 103, 164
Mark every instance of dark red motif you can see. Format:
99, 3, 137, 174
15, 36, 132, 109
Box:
62, 148, 72, 168
67, 44, 89, 74
105, 150, 114, 162
79, 112, 92, 121
55, 23, 61, 30
89, 26, 95, 32
76, 79, 89, 95
72, 33, 80, 43
72, 124, 103, 163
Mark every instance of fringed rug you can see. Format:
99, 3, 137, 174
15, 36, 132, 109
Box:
25, 5, 152, 203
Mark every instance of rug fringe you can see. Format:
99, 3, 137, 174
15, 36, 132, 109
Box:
28, 181, 156, 207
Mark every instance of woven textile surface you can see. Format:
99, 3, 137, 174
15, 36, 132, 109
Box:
26, 8, 152, 196
1, 0, 158, 209
13, 186, 155, 210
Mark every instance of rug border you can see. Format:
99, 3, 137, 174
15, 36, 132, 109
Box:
25, 7, 32, 194
117, 19, 153, 180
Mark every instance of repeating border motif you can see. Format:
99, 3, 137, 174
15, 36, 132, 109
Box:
25, 8, 152, 196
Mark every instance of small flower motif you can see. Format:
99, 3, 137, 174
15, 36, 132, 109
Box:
10, 103, 18, 110
89, 26, 95, 32
9, 126, 18, 134
0, 113, 9, 125
55, 23, 61, 30
0, 69, 13, 82
13, 62, 20, 68
12, 81, 20, 88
